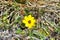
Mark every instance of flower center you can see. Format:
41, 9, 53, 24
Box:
28, 20, 31, 24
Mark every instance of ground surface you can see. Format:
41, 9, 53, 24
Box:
0, 0, 60, 40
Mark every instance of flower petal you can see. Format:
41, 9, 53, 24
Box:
22, 15, 36, 29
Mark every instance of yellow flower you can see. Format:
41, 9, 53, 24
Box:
22, 15, 36, 29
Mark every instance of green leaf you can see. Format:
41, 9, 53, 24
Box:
15, 16, 21, 23
16, 28, 22, 34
